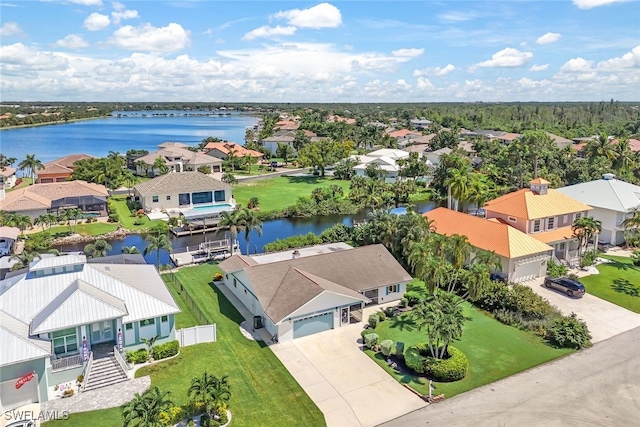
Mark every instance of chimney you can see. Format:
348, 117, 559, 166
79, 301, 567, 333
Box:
602, 173, 616, 181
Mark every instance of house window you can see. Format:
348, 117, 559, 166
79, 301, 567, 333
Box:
125, 323, 133, 331
547, 217, 555, 229
214, 190, 226, 202
52, 327, 78, 355
161, 315, 168, 322
575, 212, 582, 220
508, 216, 517, 223
386, 284, 399, 294
533, 220, 541, 233
166, 196, 171, 201
563, 215, 568, 223
152, 196, 159, 203
140, 318, 155, 327
192, 191, 213, 204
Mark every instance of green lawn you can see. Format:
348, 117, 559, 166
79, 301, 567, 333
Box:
580, 255, 640, 313
46, 263, 324, 427
7, 177, 33, 192
163, 276, 201, 329
110, 195, 164, 230
233, 176, 351, 212
366, 282, 571, 398
38, 222, 119, 237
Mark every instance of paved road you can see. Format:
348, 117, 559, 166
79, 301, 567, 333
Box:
380, 326, 640, 427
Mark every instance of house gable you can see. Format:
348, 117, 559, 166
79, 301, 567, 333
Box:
283, 291, 367, 324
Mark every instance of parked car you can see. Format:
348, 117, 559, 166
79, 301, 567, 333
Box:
543, 277, 586, 297
490, 272, 508, 283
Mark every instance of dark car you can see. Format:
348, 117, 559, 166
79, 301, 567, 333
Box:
490, 272, 508, 283
543, 277, 586, 297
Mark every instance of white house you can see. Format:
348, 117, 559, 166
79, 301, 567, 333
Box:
0, 167, 17, 189
0, 255, 180, 410
352, 149, 422, 183
218, 243, 412, 342
557, 173, 640, 245
425, 147, 453, 166
0, 226, 19, 257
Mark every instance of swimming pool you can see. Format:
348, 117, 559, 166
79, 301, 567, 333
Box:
192, 203, 233, 210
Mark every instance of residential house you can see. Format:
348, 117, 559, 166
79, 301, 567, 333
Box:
0, 180, 109, 220
410, 117, 432, 130
0, 167, 17, 189
557, 173, 640, 245
497, 133, 523, 145
484, 178, 593, 264
275, 120, 300, 131
460, 129, 506, 140
352, 149, 425, 183
204, 142, 264, 162
425, 147, 453, 166
134, 144, 222, 177
133, 172, 234, 223
218, 243, 411, 341
0, 255, 180, 409
326, 115, 356, 125
262, 134, 295, 155
0, 226, 19, 256
425, 208, 553, 283
36, 154, 93, 184
546, 132, 574, 149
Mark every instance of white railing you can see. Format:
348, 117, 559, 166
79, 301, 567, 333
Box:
51, 354, 83, 371
81, 352, 93, 391
176, 324, 217, 347
113, 345, 130, 374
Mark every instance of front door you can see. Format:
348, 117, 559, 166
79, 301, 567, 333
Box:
91, 320, 114, 344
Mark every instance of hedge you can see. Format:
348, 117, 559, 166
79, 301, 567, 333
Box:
125, 348, 148, 364
380, 339, 394, 357
363, 333, 379, 349
368, 314, 379, 329
403, 291, 424, 306
404, 343, 469, 382
153, 340, 179, 360
404, 343, 429, 373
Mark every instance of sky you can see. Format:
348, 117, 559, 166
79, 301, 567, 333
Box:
0, 0, 639, 102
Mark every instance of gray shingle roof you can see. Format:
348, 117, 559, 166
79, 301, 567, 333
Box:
134, 172, 230, 197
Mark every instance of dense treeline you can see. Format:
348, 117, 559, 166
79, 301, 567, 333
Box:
0, 104, 111, 128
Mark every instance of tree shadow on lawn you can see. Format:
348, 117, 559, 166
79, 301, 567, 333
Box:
611, 278, 640, 297
604, 260, 640, 272
387, 314, 417, 332
284, 176, 334, 185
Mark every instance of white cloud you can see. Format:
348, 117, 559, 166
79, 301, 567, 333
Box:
572, 0, 629, 9
243, 25, 297, 41
69, 0, 103, 6
391, 48, 424, 58
84, 13, 110, 31
0, 21, 22, 37
469, 48, 533, 72
559, 57, 593, 72
272, 3, 342, 29
112, 1, 125, 11
108, 23, 190, 53
413, 64, 456, 76
0, 43, 69, 75
438, 11, 479, 23
416, 77, 434, 89
530, 64, 549, 71
536, 32, 561, 45
111, 8, 139, 25
597, 45, 640, 71
53, 34, 89, 49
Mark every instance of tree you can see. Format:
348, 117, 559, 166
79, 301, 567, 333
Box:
34, 214, 49, 232
144, 234, 172, 269
397, 152, 431, 181
84, 239, 112, 258
243, 154, 257, 174
584, 133, 616, 163
297, 140, 349, 177
444, 166, 472, 211
11, 214, 32, 235
333, 158, 357, 180
364, 162, 385, 180
152, 157, 170, 176
121, 386, 173, 427
293, 130, 311, 152
10, 250, 37, 271
412, 291, 466, 359
121, 246, 141, 254
389, 179, 416, 208
60, 208, 81, 232
221, 173, 237, 185
247, 197, 260, 209
572, 216, 602, 256
219, 210, 245, 256
276, 143, 294, 165
621, 207, 640, 246
18, 154, 44, 184
188, 372, 231, 417
241, 208, 262, 255
122, 170, 138, 197
0, 154, 17, 170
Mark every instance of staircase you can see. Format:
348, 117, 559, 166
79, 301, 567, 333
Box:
83, 347, 128, 392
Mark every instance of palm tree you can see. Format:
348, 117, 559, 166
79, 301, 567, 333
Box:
241, 209, 262, 255
144, 233, 172, 268
122, 170, 138, 197
84, 239, 112, 258
612, 138, 633, 172
12, 214, 32, 236
444, 166, 472, 211
34, 214, 49, 232
121, 246, 141, 254
10, 250, 36, 270
152, 157, 170, 176
622, 207, 640, 246
0, 154, 17, 170
61, 208, 81, 232
572, 216, 602, 257
219, 210, 245, 255
584, 133, 616, 162
412, 291, 466, 359
18, 154, 44, 185
188, 372, 231, 416
121, 386, 173, 427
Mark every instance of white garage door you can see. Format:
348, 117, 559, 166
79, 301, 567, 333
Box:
512, 260, 544, 283
293, 312, 334, 339
0, 375, 39, 412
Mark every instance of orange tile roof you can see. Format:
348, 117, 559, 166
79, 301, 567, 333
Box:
204, 142, 263, 158
44, 154, 93, 169
499, 133, 522, 141
530, 178, 550, 185
484, 188, 592, 220
388, 129, 421, 138
424, 207, 552, 258
531, 227, 577, 244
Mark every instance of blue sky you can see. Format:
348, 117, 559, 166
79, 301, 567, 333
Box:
1, 0, 639, 102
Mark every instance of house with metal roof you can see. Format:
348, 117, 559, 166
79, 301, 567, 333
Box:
218, 243, 411, 341
557, 173, 640, 245
0, 255, 180, 410
425, 207, 553, 283
484, 178, 593, 264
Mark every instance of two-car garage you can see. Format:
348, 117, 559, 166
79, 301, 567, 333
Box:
510, 255, 549, 283
293, 312, 334, 339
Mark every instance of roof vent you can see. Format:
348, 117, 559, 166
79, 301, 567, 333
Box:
603, 173, 616, 180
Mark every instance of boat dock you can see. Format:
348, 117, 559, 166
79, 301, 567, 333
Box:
170, 238, 240, 266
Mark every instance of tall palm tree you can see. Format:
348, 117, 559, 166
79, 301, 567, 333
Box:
572, 216, 602, 257
12, 214, 32, 236
219, 209, 246, 255
584, 133, 616, 163
121, 386, 173, 427
144, 233, 172, 269
444, 166, 472, 211
412, 291, 466, 359
621, 207, 640, 246
188, 372, 232, 416
18, 154, 44, 185
34, 214, 49, 232
612, 138, 633, 172
240, 209, 262, 255
122, 170, 138, 197
152, 157, 170, 176
84, 239, 112, 258
0, 154, 17, 170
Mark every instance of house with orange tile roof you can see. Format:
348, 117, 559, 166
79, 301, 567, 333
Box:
36, 154, 94, 184
424, 207, 553, 283
497, 132, 523, 144
275, 120, 300, 131
484, 178, 593, 264
204, 141, 264, 161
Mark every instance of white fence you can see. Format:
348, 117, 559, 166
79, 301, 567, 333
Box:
176, 324, 217, 347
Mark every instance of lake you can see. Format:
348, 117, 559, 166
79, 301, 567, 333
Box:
0, 111, 258, 164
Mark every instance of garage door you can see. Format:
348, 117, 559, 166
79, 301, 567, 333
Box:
0, 375, 39, 412
293, 312, 334, 339
512, 260, 543, 283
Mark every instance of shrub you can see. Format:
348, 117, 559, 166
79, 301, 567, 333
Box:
400, 297, 408, 308
63, 389, 74, 397
632, 250, 640, 266
471, 280, 510, 312
133, 219, 145, 226
384, 306, 395, 317
125, 348, 149, 364
107, 213, 119, 223
153, 341, 179, 360
395, 341, 405, 359
403, 291, 424, 306
580, 250, 599, 268
363, 333, 379, 349
547, 260, 567, 278
380, 339, 394, 357
213, 272, 224, 281
548, 312, 592, 349
505, 284, 554, 320
368, 314, 379, 329
200, 414, 210, 427
423, 346, 469, 382
404, 343, 429, 374
377, 311, 386, 322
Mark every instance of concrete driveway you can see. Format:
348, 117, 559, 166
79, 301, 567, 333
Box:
270, 326, 426, 427
523, 278, 640, 343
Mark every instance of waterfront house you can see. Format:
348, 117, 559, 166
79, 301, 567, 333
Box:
218, 243, 411, 342
0, 167, 17, 189
557, 173, 640, 246
0, 255, 180, 409
204, 142, 264, 161
425, 208, 553, 283
0, 180, 108, 220
0, 226, 19, 256
134, 144, 222, 177
133, 171, 234, 222
484, 178, 593, 265
36, 154, 93, 184
351, 148, 425, 183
